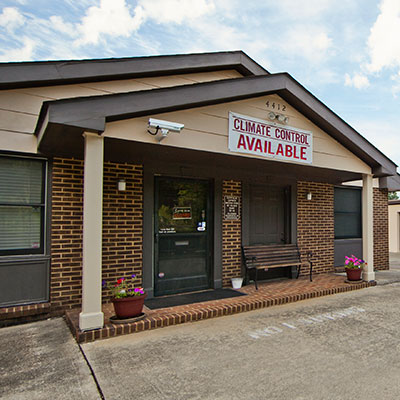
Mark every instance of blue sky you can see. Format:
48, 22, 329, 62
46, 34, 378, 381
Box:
1, 0, 399, 167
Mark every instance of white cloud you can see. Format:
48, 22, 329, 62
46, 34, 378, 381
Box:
74, 0, 141, 46
366, 0, 400, 73
391, 71, 400, 96
0, 7, 25, 33
137, 0, 215, 25
276, 0, 338, 19
74, 0, 215, 47
0, 37, 35, 61
50, 16, 77, 37
281, 27, 333, 63
352, 119, 400, 166
344, 73, 370, 89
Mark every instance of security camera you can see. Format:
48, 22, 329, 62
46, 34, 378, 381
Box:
148, 118, 184, 132
276, 114, 289, 124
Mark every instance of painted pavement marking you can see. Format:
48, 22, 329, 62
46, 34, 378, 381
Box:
248, 306, 366, 339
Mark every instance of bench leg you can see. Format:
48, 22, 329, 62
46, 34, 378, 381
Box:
255, 268, 258, 290
297, 265, 301, 279
309, 261, 313, 282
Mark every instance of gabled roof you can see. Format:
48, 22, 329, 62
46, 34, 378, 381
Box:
0, 51, 268, 89
36, 72, 397, 179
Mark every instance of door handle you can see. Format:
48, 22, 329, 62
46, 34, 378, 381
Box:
154, 232, 159, 244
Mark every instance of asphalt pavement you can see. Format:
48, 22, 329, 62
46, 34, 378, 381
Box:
2, 256, 400, 399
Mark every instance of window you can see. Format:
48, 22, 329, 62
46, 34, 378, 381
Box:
334, 187, 361, 239
0, 156, 46, 255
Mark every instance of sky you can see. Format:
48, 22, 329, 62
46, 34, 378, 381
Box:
0, 0, 399, 168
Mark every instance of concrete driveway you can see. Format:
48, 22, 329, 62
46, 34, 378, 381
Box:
3, 257, 400, 400
81, 283, 400, 400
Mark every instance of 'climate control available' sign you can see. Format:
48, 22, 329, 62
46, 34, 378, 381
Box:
228, 112, 312, 164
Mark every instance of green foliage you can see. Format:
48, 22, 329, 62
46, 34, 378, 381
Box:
102, 275, 145, 298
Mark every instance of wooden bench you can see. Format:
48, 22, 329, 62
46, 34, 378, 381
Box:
242, 244, 313, 290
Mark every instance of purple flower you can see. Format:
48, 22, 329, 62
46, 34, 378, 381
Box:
131, 274, 136, 279
102, 280, 106, 287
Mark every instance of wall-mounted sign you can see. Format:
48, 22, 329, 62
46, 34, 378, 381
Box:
228, 112, 312, 164
172, 207, 192, 220
223, 195, 241, 220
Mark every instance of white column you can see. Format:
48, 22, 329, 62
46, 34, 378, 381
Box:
362, 173, 375, 281
79, 132, 104, 331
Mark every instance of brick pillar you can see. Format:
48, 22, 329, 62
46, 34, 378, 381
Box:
373, 188, 389, 270
297, 181, 334, 275
222, 180, 242, 287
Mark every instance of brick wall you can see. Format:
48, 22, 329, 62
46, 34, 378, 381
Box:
51, 158, 84, 313
222, 180, 242, 287
373, 188, 389, 270
51, 158, 143, 312
102, 162, 143, 299
297, 181, 335, 275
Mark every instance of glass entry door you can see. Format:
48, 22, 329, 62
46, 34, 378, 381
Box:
154, 177, 212, 296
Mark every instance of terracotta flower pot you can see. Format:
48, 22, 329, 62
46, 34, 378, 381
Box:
345, 268, 362, 281
112, 294, 147, 319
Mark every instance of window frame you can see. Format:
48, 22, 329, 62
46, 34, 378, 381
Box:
0, 155, 47, 256
334, 186, 362, 240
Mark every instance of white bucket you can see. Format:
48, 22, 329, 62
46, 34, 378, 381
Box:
231, 277, 243, 289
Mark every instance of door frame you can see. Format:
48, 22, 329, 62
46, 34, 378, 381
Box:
143, 161, 222, 299
153, 175, 214, 296
242, 181, 297, 246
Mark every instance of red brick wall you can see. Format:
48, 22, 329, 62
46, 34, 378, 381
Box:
102, 162, 143, 299
51, 158, 143, 312
297, 181, 335, 275
51, 158, 84, 312
222, 180, 242, 287
373, 188, 389, 270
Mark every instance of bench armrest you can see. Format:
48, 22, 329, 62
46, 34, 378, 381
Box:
244, 255, 257, 268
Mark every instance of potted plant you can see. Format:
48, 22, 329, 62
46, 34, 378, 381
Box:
102, 274, 147, 319
344, 255, 365, 281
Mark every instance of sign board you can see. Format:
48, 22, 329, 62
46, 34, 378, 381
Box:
172, 207, 192, 220
223, 195, 240, 220
228, 112, 312, 164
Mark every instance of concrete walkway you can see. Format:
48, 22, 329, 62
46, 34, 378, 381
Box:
2, 255, 400, 399
0, 318, 100, 399
374, 252, 400, 285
